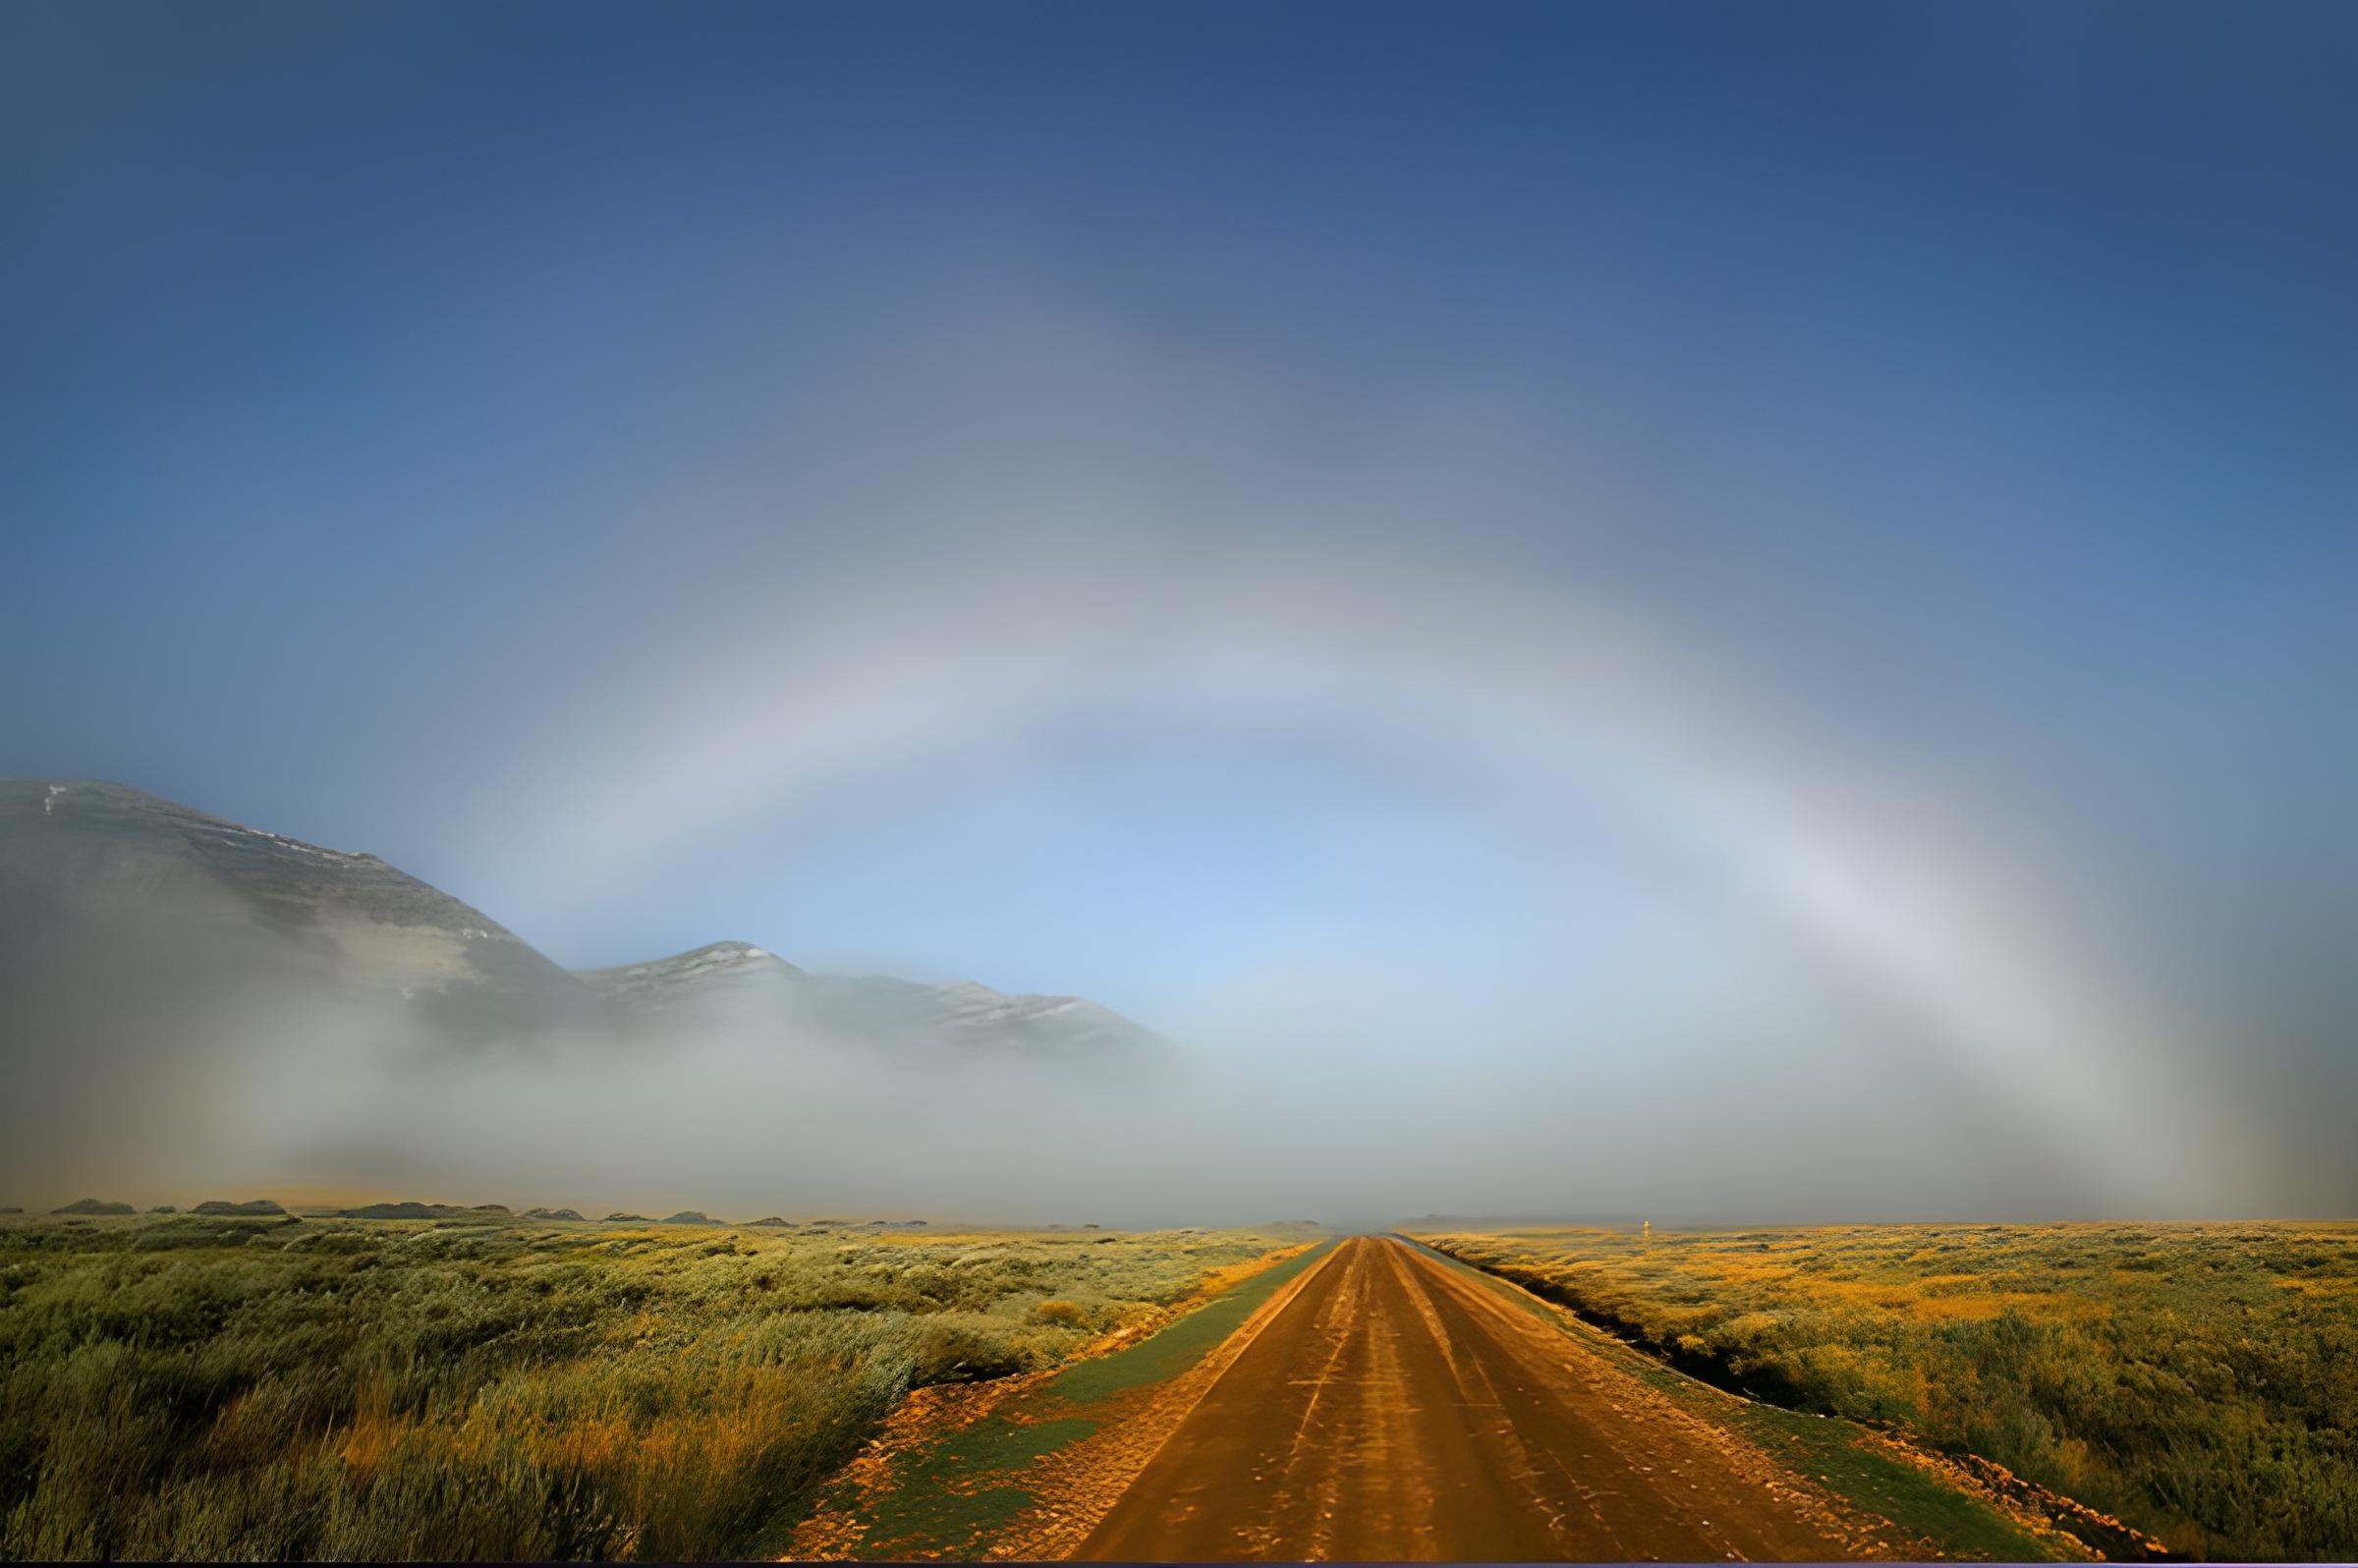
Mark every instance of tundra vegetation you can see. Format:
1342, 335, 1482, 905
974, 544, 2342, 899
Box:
0, 1211, 1302, 1559
1413, 1222, 2358, 1561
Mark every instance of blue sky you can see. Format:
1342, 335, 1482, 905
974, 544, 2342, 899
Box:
5, 1, 2353, 1212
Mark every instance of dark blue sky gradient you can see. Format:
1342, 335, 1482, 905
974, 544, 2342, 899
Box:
4, 3, 2353, 1209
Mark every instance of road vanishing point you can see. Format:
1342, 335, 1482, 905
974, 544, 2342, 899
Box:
1075, 1234, 1867, 1561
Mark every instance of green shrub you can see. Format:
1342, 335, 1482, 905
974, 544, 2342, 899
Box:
0, 1217, 1289, 1559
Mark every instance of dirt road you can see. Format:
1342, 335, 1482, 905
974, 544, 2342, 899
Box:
1073, 1234, 1868, 1561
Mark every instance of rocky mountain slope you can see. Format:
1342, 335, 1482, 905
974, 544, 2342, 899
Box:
0, 778, 604, 1041
2, 779, 1158, 1060
579, 940, 1159, 1053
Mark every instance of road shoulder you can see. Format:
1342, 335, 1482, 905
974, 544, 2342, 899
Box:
787, 1238, 1337, 1560
1398, 1234, 2095, 1562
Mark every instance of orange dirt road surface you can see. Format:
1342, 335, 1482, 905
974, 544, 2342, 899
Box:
1073, 1234, 1875, 1562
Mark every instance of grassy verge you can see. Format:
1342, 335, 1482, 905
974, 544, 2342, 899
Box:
798, 1238, 1333, 1558
1397, 1236, 2077, 1562
1408, 1222, 2358, 1561
0, 1211, 1309, 1559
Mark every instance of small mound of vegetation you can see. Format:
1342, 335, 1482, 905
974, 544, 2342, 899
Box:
336, 1201, 508, 1220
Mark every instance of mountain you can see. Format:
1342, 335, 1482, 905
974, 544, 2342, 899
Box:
0, 778, 604, 1043
577, 940, 805, 1011
579, 940, 1162, 1054
2, 780, 1159, 1096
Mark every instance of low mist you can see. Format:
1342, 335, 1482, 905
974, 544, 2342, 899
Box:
0, 882, 2154, 1230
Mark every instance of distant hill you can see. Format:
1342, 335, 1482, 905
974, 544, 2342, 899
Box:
336, 1201, 511, 1220
579, 940, 1163, 1055
575, 940, 806, 1008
